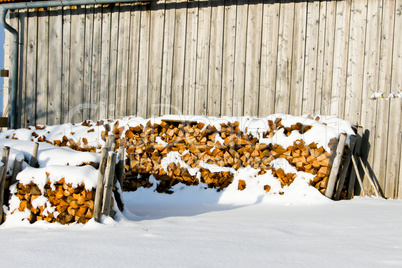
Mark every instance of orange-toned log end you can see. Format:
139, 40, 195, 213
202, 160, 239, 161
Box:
238, 179, 246, 191
264, 185, 271, 193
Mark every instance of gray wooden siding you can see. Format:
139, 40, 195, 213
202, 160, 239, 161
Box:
3, 0, 402, 198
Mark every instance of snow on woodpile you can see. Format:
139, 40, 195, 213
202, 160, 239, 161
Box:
6, 166, 98, 225
0, 114, 356, 211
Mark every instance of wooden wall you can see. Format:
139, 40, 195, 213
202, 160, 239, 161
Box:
3, 0, 402, 198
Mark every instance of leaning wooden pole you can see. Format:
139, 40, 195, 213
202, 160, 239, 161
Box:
102, 152, 116, 217
93, 147, 109, 223
334, 135, 357, 200
0, 146, 10, 224
29, 142, 39, 167
325, 133, 347, 199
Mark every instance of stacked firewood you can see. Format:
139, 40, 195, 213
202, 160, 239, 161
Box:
7, 117, 342, 195
12, 178, 109, 224
118, 119, 338, 193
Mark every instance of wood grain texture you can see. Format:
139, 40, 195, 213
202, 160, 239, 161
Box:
207, 2, 224, 116
220, 0, 236, 117
183, 1, 199, 115
275, 1, 294, 114
243, 1, 263, 117
259, 0, 279, 117
148, 0, 165, 117
232, 0, 248, 116
195, 0, 211, 115
26, 8, 38, 126
289, 0, 307, 116
48, 7, 63, 125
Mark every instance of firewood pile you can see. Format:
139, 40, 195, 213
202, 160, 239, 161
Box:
117, 118, 339, 194
10, 176, 114, 225
4, 116, 350, 197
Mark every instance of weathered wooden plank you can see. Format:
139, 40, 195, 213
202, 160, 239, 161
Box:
102, 152, 116, 216
100, 5, 111, 120
335, 135, 356, 200
288, 0, 307, 116
232, 0, 248, 116
218, 1, 236, 116
314, 1, 327, 115
275, 1, 294, 114
344, 0, 367, 125
160, 0, 176, 115
259, 0, 279, 117
207, 2, 224, 116
108, 4, 120, 119
61, 7, 71, 124
385, 0, 402, 198
116, 4, 131, 118
2, 11, 11, 118
359, 0, 382, 185
183, 1, 199, 116
137, 4, 150, 118
171, 1, 187, 115
320, 0, 336, 115
371, 0, 395, 196
94, 147, 108, 222
47, 7, 63, 125
16, 10, 26, 127
90, 5, 103, 120
330, 0, 351, 118
26, 8, 38, 126
126, 4, 141, 117
147, 0, 165, 117
325, 133, 347, 198
195, 0, 211, 115
220, 0, 236, 116
243, 1, 263, 116
68, 6, 86, 123
302, 0, 320, 115
83, 5, 94, 121
36, 8, 49, 125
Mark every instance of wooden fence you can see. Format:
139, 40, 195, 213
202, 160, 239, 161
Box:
3, 0, 402, 198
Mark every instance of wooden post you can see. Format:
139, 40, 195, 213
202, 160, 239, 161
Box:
110, 137, 116, 152
347, 130, 363, 199
102, 152, 116, 217
10, 158, 23, 186
116, 141, 125, 188
351, 155, 366, 196
325, 133, 347, 198
359, 156, 380, 197
0, 146, 10, 224
93, 147, 108, 223
334, 135, 357, 200
29, 142, 39, 167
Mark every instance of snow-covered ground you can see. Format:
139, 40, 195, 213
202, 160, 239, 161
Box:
1, 192, 401, 267
0, 115, 400, 267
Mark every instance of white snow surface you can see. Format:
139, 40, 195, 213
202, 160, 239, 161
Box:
3, 115, 398, 266
0, 195, 401, 267
0, 114, 356, 153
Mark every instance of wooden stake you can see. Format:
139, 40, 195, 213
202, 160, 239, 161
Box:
116, 142, 125, 187
351, 155, 365, 196
359, 156, 380, 197
93, 147, 108, 223
29, 142, 39, 167
325, 133, 347, 198
334, 135, 356, 200
10, 158, 23, 186
102, 152, 116, 217
108, 135, 116, 152
0, 146, 10, 224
